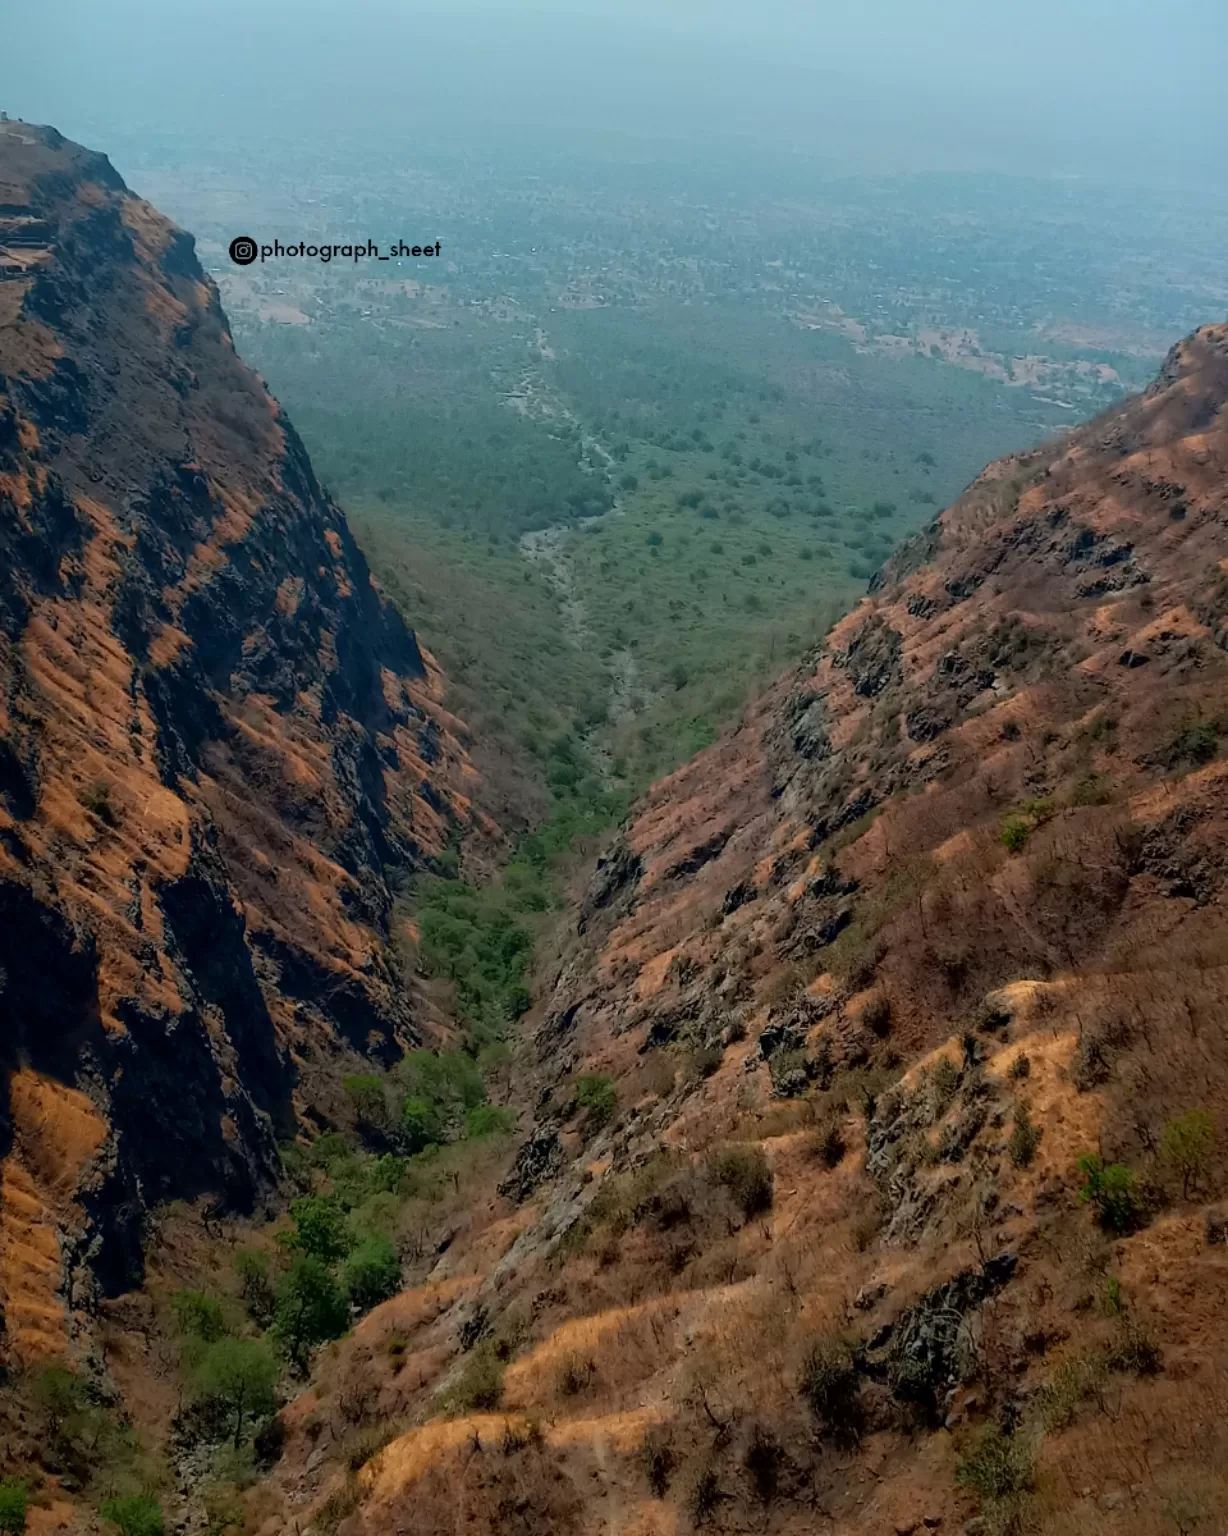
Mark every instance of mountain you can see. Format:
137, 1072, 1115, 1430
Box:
282, 325, 1228, 1535
0, 123, 491, 1360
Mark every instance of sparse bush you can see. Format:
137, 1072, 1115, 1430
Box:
1161, 1108, 1213, 1198
862, 994, 892, 1039
1077, 1153, 1146, 1235
97, 1495, 164, 1536
1008, 1053, 1031, 1081
79, 779, 120, 827
575, 1074, 616, 1129
442, 1341, 504, 1414
1104, 1317, 1161, 1376
233, 1249, 276, 1328
641, 1430, 675, 1497
686, 1043, 724, 1081
1035, 1350, 1108, 1430
0, 1480, 27, 1535
556, 1353, 596, 1397
708, 1144, 773, 1218
798, 1334, 861, 1440
686, 1466, 723, 1525
955, 1428, 1034, 1501
1009, 1103, 1042, 1169
743, 1424, 784, 1504
811, 1118, 847, 1170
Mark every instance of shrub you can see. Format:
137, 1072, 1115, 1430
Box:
1077, 1154, 1146, 1235
798, 1334, 861, 1440
33, 1362, 86, 1438
1104, 1317, 1162, 1376
862, 995, 892, 1039
1009, 1103, 1042, 1169
812, 1119, 847, 1170
556, 1353, 596, 1397
193, 1337, 278, 1448
1008, 1052, 1031, 1081
79, 779, 120, 827
641, 1431, 675, 1497
1000, 814, 1031, 853
955, 1428, 1034, 1501
1035, 1349, 1108, 1430
233, 1249, 276, 1328
1161, 1108, 1214, 1198
708, 1144, 773, 1218
743, 1424, 785, 1504
0, 1480, 27, 1535
575, 1074, 616, 1129
686, 1466, 723, 1525
442, 1342, 503, 1414
170, 1289, 226, 1344
465, 1104, 515, 1139
97, 1495, 164, 1536
342, 1234, 402, 1312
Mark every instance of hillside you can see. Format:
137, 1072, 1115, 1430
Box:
267, 324, 1228, 1536
0, 122, 496, 1367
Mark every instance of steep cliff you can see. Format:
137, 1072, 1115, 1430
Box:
277, 326, 1228, 1536
0, 123, 489, 1359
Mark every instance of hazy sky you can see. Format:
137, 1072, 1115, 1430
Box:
3, 0, 1226, 186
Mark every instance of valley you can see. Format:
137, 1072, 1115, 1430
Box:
2, 110, 1228, 1536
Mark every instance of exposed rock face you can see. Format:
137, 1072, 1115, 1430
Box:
0, 123, 487, 1352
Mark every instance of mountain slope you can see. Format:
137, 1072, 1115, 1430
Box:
281, 324, 1228, 1536
0, 122, 492, 1361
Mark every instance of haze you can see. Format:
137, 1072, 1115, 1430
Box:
4, 0, 1226, 187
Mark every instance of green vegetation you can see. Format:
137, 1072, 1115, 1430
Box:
342, 1235, 402, 1311
1161, 1108, 1214, 1198
1000, 798, 1054, 853
955, 1428, 1034, 1501
440, 1341, 505, 1415
98, 1495, 164, 1536
1077, 1153, 1146, 1234
272, 1256, 350, 1373
0, 1481, 27, 1535
192, 1338, 278, 1448
575, 1074, 617, 1129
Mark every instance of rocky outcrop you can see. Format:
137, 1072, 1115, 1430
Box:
0, 123, 491, 1352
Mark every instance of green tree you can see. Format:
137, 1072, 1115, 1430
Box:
194, 1338, 278, 1448
342, 1235, 402, 1312
1078, 1154, 1145, 1234
1161, 1108, 1214, 1198
0, 1479, 27, 1535
170, 1290, 226, 1344
272, 1256, 349, 1372
286, 1196, 352, 1264
32, 1363, 85, 1440
98, 1495, 164, 1536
